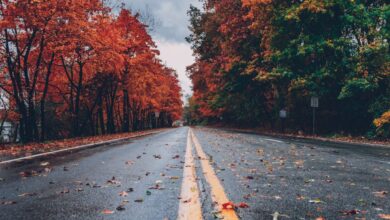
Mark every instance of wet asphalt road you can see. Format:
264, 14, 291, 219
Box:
1, 127, 390, 220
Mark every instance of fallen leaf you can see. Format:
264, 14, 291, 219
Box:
119, 191, 128, 197
170, 176, 180, 180
237, 202, 249, 208
222, 202, 235, 210
126, 188, 134, 192
1, 201, 16, 205
18, 192, 37, 197
134, 198, 143, 203
40, 162, 50, 166
19, 171, 37, 177
373, 191, 388, 198
309, 199, 324, 204
60, 188, 70, 194
271, 212, 289, 220
125, 160, 134, 165
146, 190, 152, 195
116, 205, 126, 211
101, 209, 114, 214
378, 214, 390, 219
339, 209, 360, 215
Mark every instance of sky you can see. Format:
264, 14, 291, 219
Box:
121, 0, 203, 101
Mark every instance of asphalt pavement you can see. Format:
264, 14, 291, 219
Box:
0, 127, 389, 220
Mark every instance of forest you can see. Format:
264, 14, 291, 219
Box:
185, 0, 389, 138
0, 0, 183, 143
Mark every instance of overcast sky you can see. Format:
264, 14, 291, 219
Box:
121, 0, 203, 100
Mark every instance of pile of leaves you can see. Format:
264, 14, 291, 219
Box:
224, 127, 390, 146
0, 129, 166, 160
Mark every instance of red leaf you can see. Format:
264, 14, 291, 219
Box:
222, 202, 235, 210
237, 202, 250, 208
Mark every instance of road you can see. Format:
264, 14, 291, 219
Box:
1, 127, 389, 220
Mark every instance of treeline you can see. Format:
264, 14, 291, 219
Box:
0, 1, 182, 143
186, 0, 389, 138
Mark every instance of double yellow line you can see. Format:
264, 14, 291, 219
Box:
177, 129, 239, 220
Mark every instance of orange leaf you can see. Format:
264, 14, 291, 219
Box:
379, 214, 390, 219
101, 209, 114, 214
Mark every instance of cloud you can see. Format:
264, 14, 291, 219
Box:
155, 39, 194, 99
119, 1, 202, 102
123, 0, 202, 43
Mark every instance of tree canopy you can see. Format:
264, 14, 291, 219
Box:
186, 0, 389, 138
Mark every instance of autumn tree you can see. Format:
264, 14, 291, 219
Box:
0, 1, 183, 143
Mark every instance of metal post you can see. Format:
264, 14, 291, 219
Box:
312, 107, 316, 136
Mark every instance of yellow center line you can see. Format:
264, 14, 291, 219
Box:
190, 129, 239, 220
177, 129, 203, 220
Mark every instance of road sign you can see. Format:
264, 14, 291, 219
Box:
311, 97, 319, 108
279, 110, 287, 118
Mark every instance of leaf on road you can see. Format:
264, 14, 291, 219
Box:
170, 176, 180, 180
119, 191, 128, 197
172, 155, 180, 159
101, 209, 114, 214
378, 214, 390, 219
1, 201, 17, 205
309, 199, 324, 204
222, 202, 235, 210
339, 209, 360, 215
18, 192, 37, 197
107, 176, 121, 185
271, 212, 289, 220
126, 188, 134, 193
237, 202, 250, 208
40, 162, 50, 166
19, 170, 38, 177
125, 160, 134, 165
373, 191, 388, 198
116, 205, 126, 211
60, 188, 70, 194
134, 198, 144, 203
153, 154, 162, 159
146, 190, 152, 195
294, 160, 304, 168
182, 198, 192, 203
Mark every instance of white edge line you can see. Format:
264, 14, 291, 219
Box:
0, 131, 163, 165
264, 138, 284, 143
